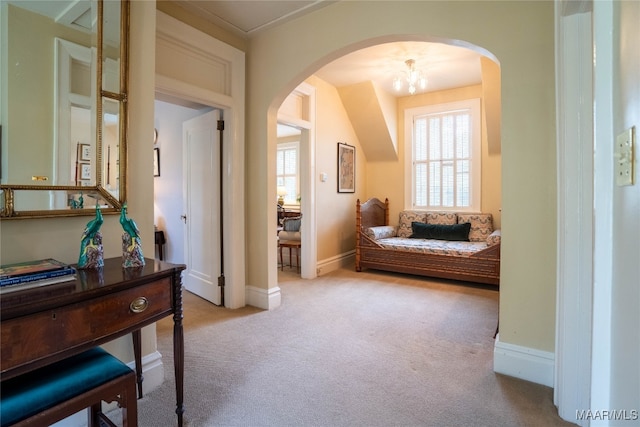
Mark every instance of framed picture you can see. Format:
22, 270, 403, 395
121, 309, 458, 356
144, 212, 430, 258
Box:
153, 147, 160, 177
79, 163, 91, 180
80, 144, 91, 161
337, 142, 355, 193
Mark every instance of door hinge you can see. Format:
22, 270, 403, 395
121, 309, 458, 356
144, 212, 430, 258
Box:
218, 275, 225, 288
217, 120, 224, 131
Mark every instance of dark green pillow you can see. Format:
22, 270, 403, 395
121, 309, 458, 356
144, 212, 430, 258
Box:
410, 222, 471, 241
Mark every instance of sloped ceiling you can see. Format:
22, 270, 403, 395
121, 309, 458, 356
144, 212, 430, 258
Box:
337, 82, 398, 162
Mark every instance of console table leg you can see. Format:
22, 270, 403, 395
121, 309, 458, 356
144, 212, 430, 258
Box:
173, 274, 185, 427
132, 329, 143, 398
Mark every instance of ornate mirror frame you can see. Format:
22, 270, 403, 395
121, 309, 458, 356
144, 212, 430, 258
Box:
0, 0, 129, 219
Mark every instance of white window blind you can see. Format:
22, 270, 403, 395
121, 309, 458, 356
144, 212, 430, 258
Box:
276, 142, 299, 204
405, 99, 480, 211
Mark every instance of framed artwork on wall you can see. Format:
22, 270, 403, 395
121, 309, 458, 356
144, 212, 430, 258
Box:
80, 144, 91, 161
79, 163, 91, 180
337, 142, 355, 193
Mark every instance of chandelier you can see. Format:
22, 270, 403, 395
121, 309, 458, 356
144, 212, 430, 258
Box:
393, 59, 427, 95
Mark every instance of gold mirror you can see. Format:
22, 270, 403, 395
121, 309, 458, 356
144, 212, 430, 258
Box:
0, 0, 129, 219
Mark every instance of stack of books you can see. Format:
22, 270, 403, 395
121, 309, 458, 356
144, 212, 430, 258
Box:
0, 259, 77, 293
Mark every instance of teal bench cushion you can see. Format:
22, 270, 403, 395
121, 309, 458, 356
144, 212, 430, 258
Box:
0, 347, 133, 427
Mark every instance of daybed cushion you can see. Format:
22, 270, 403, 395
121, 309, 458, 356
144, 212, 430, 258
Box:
397, 211, 427, 238
426, 212, 457, 225
374, 237, 489, 257
365, 225, 397, 240
410, 222, 471, 241
487, 229, 501, 246
457, 213, 494, 242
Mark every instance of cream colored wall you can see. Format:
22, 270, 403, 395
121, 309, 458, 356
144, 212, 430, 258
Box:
0, 1, 157, 365
247, 1, 556, 352
307, 76, 366, 261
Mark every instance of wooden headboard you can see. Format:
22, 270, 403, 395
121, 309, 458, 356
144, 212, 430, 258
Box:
356, 198, 389, 230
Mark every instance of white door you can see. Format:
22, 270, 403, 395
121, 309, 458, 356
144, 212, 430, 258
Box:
182, 110, 221, 305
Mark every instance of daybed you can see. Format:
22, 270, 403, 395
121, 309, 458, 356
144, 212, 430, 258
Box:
355, 198, 500, 286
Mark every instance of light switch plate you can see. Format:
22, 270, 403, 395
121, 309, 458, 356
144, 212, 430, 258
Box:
615, 127, 635, 186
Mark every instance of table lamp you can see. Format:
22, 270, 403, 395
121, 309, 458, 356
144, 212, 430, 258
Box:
277, 186, 287, 206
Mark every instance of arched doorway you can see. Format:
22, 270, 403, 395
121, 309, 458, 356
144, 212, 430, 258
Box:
268, 37, 501, 300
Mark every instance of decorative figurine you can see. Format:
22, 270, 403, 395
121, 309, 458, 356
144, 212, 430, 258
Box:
120, 203, 145, 267
78, 205, 104, 269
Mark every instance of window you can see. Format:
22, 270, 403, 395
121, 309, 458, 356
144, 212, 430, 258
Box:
405, 99, 481, 211
276, 142, 299, 205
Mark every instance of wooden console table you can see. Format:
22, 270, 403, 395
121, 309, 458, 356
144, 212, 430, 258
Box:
0, 257, 186, 427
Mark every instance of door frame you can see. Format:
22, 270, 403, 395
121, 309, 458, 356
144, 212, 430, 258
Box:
277, 82, 317, 280
155, 11, 245, 308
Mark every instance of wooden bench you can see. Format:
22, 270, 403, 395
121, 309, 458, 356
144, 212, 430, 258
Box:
1, 347, 137, 427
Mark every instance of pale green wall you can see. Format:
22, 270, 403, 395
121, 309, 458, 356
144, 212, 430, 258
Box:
247, 1, 556, 352
0, 1, 157, 364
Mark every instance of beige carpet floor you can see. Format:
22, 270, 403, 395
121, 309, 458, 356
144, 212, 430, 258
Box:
133, 266, 576, 427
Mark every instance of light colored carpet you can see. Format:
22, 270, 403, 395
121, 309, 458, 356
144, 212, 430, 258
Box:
134, 266, 575, 427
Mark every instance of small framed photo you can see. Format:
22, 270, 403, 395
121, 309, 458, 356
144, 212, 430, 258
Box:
337, 142, 355, 193
153, 147, 160, 177
80, 144, 91, 161
80, 163, 91, 180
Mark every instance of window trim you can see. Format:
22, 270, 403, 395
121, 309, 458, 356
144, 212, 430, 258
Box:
404, 98, 481, 212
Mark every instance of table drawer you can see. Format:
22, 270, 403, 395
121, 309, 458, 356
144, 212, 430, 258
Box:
1, 278, 172, 374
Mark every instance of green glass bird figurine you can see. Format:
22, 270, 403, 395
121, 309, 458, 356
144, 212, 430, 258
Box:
78, 205, 104, 268
120, 203, 145, 267
120, 203, 140, 243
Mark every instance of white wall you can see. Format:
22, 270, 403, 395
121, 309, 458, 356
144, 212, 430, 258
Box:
153, 99, 211, 264
609, 0, 640, 416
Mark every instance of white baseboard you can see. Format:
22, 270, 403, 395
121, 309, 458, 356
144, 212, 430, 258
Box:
246, 285, 281, 310
494, 335, 555, 387
317, 250, 355, 276
52, 350, 165, 427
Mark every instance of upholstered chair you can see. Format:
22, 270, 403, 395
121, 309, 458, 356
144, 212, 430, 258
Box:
278, 215, 301, 241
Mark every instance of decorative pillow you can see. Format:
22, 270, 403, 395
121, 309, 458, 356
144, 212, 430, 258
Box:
410, 222, 471, 241
365, 226, 397, 240
457, 213, 493, 242
283, 216, 302, 232
486, 229, 501, 246
426, 212, 457, 225
397, 211, 427, 238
